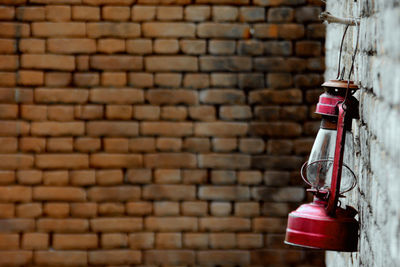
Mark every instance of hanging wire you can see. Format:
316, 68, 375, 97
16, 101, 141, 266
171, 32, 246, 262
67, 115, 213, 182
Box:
336, 24, 350, 80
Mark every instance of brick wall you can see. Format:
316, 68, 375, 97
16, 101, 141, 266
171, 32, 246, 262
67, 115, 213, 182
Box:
325, 0, 400, 266
0, 0, 325, 266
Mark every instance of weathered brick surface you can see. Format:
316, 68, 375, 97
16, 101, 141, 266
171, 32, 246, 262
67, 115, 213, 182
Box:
0, 0, 324, 266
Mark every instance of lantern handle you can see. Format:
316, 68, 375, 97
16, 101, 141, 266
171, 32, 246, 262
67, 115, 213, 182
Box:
326, 103, 347, 216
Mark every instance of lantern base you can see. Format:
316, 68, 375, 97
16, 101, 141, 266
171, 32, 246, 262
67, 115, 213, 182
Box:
285, 200, 359, 252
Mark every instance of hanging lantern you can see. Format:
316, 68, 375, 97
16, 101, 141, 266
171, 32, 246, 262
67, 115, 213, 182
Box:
284, 79, 359, 252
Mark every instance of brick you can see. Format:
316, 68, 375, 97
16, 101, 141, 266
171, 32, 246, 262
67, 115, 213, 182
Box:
22, 54, 74, 71
43, 203, 69, 218
209, 40, 236, 55
157, 6, 183, 21
307, 23, 325, 39
181, 201, 207, 216
210, 73, 238, 87
267, 73, 293, 88
87, 22, 140, 38
199, 153, 251, 169
91, 218, 142, 232
88, 186, 140, 202
76, 55, 89, 70
47, 38, 96, 54
98, 39, 126, 55
185, 6, 210, 21
0, 154, 33, 170
254, 0, 305, 6
47, 106, 74, 121
183, 233, 208, 249
0, 121, 29, 136
0, 23, 30, 37
252, 186, 305, 202
146, 217, 197, 232
33, 186, 85, 202
70, 203, 97, 218
182, 169, 207, 184
210, 202, 232, 216
220, 105, 252, 120
0, 234, 19, 249
147, 89, 198, 105
98, 203, 124, 216
156, 233, 181, 249
53, 234, 97, 250
0, 55, 17, 70
237, 40, 264, 55
37, 218, 88, 232
183, 137, 211, 152
0, 219, 34, 232
19, 138, 45, 153
0, 39, 16, 54
154, 201, 179, 216
188, 106, 216, 122
195, 122, 247, 137
16, 203, 42, 218
212, 6, 238, 21
146, 56, 197, 72
34, 251, 87, 266
210, 233, 235, 249
0, 251, 32, 266
0, 72, 16, 86
254, 24, 304, 39
154, 73, 182, 87
295, 6, 321, 22
235, 202, 260, 217
95, 169, 123, 185
128, 233, 155, 250
72, 72, 99, 87
199, 217, 251, 232
101, 233, 127, 249
252, 155, 303, 170
143, 184, 195, 200
211, 169, 236, 185
128, 72, 153, 87
87, 121, 138, 137
199, 186, 250, 201
144, 250, 195, 265
253, 217, 287, 233
161, 106, 187, 121
126, 202, 152, 215
154, 169, 181, 184
200, 56, 252, 71
0, 204, 14, 218
180, 39, 206, 54
17, 70, 43, 86
70, 170, 95, 186
83, 0, 135, 4
142, 22, 195, 37
30, 122, 83, 136
268, 7, 294, 22
46, 5, 71, 21
129, 138, 156, 152
296, 41, 322, 56
238, 72, 265, 89
240, 7, 265, 22
237, 233, 263, 249
239, 138, 265, 154
249, 89, 302, 104
74, 137, 101, 153
16, 7, 44, 21
42, 170, 69, 185
103, 138, 129, 153
90, 88, 144, 104
44, 72, 72, 86
22, 233, 48, 249
132, 5, 156, 21
0, 105, 17, 119
145, 153, 196, 168
264, 170, 290, 186
72, 6, 100, 21
198, 23, 250, 38
0, 170, 15, 184
0, 6, 15, 20
267, 139, 293, 155
90, 153, 142, 168
36, 154, 88, 169
249, 122, 302, 137
105, 105, 131, 120
32, 22, 85, 37
141, 122, 192, 137
90, 55, 142, 71
102, 6, 130, 21
195, 246, 241, 262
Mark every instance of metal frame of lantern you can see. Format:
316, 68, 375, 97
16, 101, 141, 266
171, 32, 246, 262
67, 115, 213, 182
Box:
284, 22, 361, 252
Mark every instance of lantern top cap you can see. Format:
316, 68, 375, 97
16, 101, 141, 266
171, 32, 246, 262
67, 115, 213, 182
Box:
322, 79, 359, 90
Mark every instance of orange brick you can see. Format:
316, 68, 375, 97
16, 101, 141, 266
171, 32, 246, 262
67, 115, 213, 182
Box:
88, 250, 141, 265
21, 54, 75, 71
45, 5, 71, 21
142, 22, 195, 38
87, 22, 140, 38
44, 72, 72, 86
156, 233, 181, 248
70, 203, 97, 218
183, 233, 208, 249
144, 250, 194, 265
154, 201, 179, 216
42, 170, 69, 185
33, 186, 85, 202
95, 169, 123, 185
101, 233, 128, 249
16, 170, 42, 185
102, 6, 130, 21
0, 203, 14, 218
98, 203, 124, 216
90, 88, 144, 104
37, 218, 88, 233
22, 233, 48, 249
98, 39, 125, 54
16, 7, 45, 21
103, 138, 129, 152
32, 22, 85, 37
19, 38, 45, 53
31, 122, 84, 136
129, 232, 154, 249
34, 251, 87, 266
17, 70, 44, 86
0, 22, 30, 37
0, 218, 34, 232
0, 234, 19, 249
88, 186, 140, 202
0, 154, 33, 170
46, 137, 73, 152
0, 251, 32, 266
74, 105, 103, 120
19, 137, 46, 153
0, 55, 17, 70
72, 6, 100, 21
129, 137, 156, 152
90, 218, 143, 232
73, 72, 100, 87
53, 234, 98, 249
101, 72, 127, 87
47, 38, 96, 54
126, 201, 152, 215
70, 170, 96, 186
48, 105, 74, 121
87, 121, 138, 137
145, 217, 197, 232
0, 72, 16, 86
197, 251, 249, 266
0, 170, 15, 184
0, 39, 16, 54
74, 137, 101, 152
35, 89, 89, 104
0, 6, 14, 20
43, 203, 69, 218
132, 5, 155, 21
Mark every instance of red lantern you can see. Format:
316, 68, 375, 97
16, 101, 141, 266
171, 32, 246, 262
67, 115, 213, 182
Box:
284, 80, 359, 252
